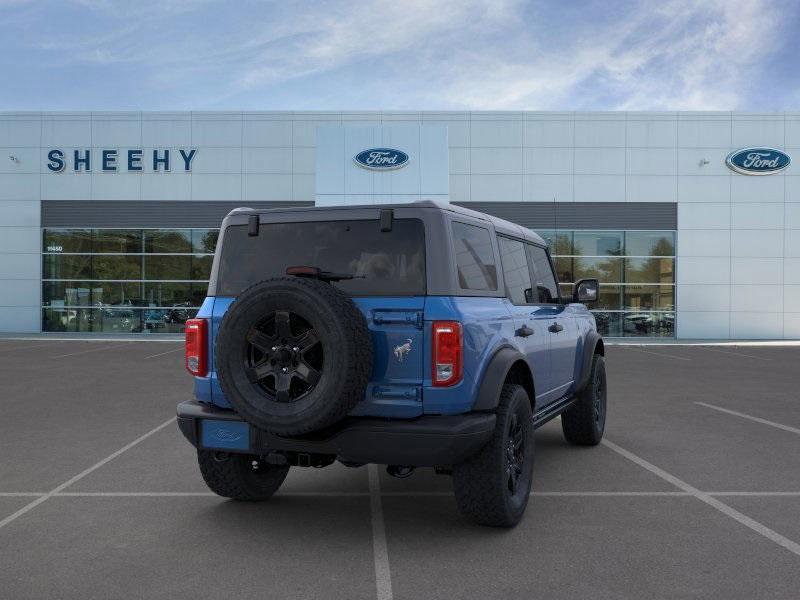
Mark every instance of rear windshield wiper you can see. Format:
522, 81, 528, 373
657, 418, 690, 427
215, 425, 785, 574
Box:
286, 265, 365, 282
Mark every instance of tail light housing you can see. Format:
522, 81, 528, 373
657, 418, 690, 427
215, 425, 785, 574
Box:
432, 321, 462, 387
185, 318, 208, 376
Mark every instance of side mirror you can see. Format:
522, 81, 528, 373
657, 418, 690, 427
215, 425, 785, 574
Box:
524, 288, 534, 303
573, 279, 599, 304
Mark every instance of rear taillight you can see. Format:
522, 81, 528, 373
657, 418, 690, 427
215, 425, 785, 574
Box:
185, 318, 208, 376
432, 321, 462, 387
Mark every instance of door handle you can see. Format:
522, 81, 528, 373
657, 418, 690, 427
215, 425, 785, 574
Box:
548, 322, 564, 333
515, 325, 534, 338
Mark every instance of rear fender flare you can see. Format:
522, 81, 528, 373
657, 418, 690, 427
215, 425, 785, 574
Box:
472, 346, 530, 411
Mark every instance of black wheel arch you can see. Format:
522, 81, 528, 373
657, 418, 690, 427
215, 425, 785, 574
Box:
472, 346, 535, 412
575, 332, 604, 393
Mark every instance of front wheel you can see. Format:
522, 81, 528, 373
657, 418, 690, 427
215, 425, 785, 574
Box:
197, 450, 290, 501
452, 384, 534, 527
561, 354, 607, 445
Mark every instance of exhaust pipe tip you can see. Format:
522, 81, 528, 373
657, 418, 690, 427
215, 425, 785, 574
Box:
386, 465, 415, 479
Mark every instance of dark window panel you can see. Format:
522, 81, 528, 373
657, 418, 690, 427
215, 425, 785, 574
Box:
624, 285, 675, 311
624, 257, 674, 284
452, 222, 498, 291
144, 229, 192, 253
43, 281, 143, 307
190, 255, 214, 280
622, 312, 675, 337
144, 255, 192, 280
93, 229, 142, 253
498, 237, 533, 305
573, 231, 622, 256
554, 257, 574, 283
43, 254, 92, 279
592, 312, 622, 337
43, 229, 92, 253
92, 255, 143, 280
526, 244, 560, 303
573, 257, 622, 283
143, 282, 194, 307
625, 231, 675, 256
192, 229, 219, 254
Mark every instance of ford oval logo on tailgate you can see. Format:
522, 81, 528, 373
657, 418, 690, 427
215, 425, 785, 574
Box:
726, 147, 790, 175
354, 148, 409, 170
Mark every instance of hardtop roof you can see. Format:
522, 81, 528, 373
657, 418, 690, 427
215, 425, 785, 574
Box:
227, 200, 546, 246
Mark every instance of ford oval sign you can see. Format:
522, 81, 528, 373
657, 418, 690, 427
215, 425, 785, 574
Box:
354, 148, 409, 170
725, 147, 790, 175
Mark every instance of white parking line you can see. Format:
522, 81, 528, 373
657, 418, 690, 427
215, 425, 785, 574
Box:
143, 347, 184, 359
695, 347, 771, 361
696, 402, 800, 436
0, 417, 176, 531
602, 438, 800, 558
621, 346, 691, 361
49, 343, 132, 358
368, 464, 393, 600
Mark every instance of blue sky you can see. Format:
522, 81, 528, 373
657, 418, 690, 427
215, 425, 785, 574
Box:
2, 0, 798, 111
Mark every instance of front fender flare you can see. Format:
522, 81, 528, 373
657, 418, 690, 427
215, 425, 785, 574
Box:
471, 346, 529, 412
575, 331, 603, 392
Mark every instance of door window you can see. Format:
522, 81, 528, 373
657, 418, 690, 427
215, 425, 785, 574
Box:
498, 237, 533, 305
527, 245, 560, 304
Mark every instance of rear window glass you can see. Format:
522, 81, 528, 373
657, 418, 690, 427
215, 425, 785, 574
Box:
216, 219, 426, 296
451, 222, 497, 291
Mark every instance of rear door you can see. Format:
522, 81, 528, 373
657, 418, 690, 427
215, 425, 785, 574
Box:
496, 235, 553, 407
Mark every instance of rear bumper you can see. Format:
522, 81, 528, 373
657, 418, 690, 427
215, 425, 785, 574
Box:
177, 400, 495, 467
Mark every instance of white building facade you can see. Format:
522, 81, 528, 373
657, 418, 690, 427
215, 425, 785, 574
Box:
0, 110, 798, 339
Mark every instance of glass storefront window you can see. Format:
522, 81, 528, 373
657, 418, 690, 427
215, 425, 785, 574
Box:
573, 257, 623, 283
144, 229, 192, 253
93, 230, 142, 253
43, 229, 92, 253
624, 257, 674, 284
536, 228, 676, 338
42, 227, 217, 333
573, 231, 623, 256
625, 231, 675, 257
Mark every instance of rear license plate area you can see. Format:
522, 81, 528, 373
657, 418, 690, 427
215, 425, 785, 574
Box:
200, 420, 250, 451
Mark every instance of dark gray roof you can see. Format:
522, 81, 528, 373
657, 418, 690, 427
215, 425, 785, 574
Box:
228, 199, 545, 246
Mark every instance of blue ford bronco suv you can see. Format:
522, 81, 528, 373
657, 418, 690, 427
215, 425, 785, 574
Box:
177, 200, 606, 527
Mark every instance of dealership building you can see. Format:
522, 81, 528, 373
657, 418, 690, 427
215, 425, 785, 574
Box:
0, 110, 798, 339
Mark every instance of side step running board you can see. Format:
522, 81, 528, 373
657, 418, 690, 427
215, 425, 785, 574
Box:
532, 395, 577, 429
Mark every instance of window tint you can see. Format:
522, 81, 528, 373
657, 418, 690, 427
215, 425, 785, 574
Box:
498, 237, 533, 304
217, 219, 426, 296
526, 245, 559, 303
452, 222, 497, 291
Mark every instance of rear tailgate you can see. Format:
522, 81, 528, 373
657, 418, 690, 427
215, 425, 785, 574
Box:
349, 297, 426, 418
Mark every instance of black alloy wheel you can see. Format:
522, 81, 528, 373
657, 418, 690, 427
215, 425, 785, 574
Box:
244, 310, 323, 403
505, 412, 525, 495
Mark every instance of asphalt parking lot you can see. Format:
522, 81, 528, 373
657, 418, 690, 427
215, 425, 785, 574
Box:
0, 339, 799, 599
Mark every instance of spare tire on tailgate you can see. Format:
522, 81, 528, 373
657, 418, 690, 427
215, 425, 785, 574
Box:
215, 277, 373, 435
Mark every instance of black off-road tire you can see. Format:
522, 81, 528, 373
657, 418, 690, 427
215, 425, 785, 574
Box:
197, 450, 290, 501
452, 384, 534, 527
215, 277, 372, 435
562, 354, 606, 445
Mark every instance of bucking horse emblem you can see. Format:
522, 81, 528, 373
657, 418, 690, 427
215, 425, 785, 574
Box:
393, 338, 413, 362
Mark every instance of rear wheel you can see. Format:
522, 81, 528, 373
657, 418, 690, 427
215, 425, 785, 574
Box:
197, 450, 289, 501
452, 384, 534, 527
561, 354, 606, 445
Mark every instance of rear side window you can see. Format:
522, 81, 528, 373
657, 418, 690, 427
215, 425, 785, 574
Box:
216, 219, 426, 296
498, 236, 533, 304
452, 222, 497, 291
526, 245, 560, 303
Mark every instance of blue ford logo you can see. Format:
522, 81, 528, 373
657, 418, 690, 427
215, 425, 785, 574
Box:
213, 428, 242, 442
354, 148, 409, 170
726, 147, 790, 175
